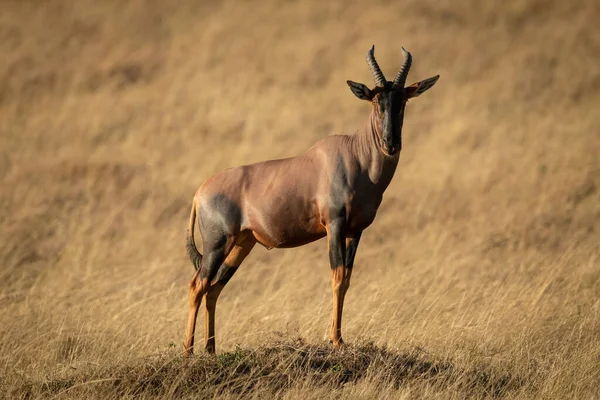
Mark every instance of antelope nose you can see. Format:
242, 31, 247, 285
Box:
384, 144, 397, 155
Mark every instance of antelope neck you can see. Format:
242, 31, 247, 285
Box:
351, 110, 400, 188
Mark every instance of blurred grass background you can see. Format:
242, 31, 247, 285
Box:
1, 0, 599, 398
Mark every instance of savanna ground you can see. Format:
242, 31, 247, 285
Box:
1, 0, 599, 398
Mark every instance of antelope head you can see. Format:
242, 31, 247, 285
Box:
347, 46, 439, 156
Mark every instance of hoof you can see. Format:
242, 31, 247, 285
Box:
182, 343, 194, 357
204, 345, 215, 354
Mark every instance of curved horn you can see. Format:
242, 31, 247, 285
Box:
366, 45, 387, 87
393, 47, 412, 89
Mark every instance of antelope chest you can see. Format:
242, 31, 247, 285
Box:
345, 192, 383, 233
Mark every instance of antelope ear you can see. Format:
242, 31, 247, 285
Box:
406, 75, 440, 98
346, 80, 373, 101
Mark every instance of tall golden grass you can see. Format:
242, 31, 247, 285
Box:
1, 0, 598, 398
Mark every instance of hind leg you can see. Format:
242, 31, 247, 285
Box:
184, 234, 234, 356
203, 233, 256, 353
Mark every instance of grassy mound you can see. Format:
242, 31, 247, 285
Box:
11, 336, 526, 399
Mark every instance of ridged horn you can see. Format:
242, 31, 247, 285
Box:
392, 47, 412, 89
366, 45, 387, 87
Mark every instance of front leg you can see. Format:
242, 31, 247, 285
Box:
327, 218, 361, 347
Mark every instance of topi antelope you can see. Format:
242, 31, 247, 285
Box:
184, 46, 439, 355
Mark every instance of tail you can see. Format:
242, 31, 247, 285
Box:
186, 197, 203, 270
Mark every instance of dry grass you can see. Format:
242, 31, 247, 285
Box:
10, 335, 526, 399
1, 0, 599, 398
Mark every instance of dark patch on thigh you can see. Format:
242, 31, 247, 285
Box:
198, 193, 243, 247
208, 194, 242, 225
